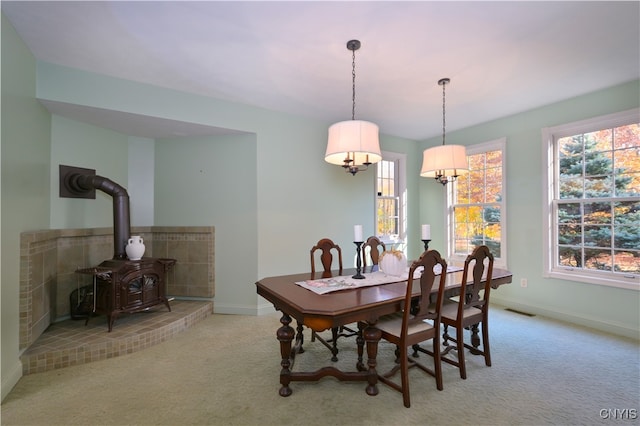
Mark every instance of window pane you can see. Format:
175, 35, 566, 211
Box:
614, 250, 640, 273
612, 148, 636, 173
454, 238, 470, 255
584, 248, 612, 271
467, 206, 483, 235
486, 150, 502, 167
559, 246, 581, 267
469, 154, 484, 170
558, 203, 581, 223
614, 200, 640, 224
584, 176, 612, 198
377, 198, 398, 236
482, 221, 501, 258
584, 151, 612, 177
558, 135, 583, 159
384, 178, 392, 196
584, 202, 611, 224
454, 206, 473, 241
468, 171, 485, 203
559, 224, 582, 245
485, 185, 501, 203
486, 166, 502, 188
614, 226, 640, 250
484, 204, 501, 226
613, 124, 639, 149
584, 225, 611, 247
615, 172, 640, 197
457, 176, 470, 204
559, 177, 583, 199
588, 129, 612, 151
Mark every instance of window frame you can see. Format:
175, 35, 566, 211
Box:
375, 151, 407, 248
447, 138, 507, 269
542, 108, 640, 290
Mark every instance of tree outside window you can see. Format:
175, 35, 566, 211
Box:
448, 138, 506, 266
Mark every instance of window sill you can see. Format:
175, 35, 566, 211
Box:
545, 268, 640, 291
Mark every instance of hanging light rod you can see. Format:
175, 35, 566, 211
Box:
325, 39, 381, 176
420, 77, 468, 185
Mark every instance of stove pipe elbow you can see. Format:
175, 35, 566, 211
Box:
68, 173, 131, 260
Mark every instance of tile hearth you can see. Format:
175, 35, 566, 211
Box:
21, 300, 213, 375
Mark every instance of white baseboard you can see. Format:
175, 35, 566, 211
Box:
491, 296, 639, 341
1, 359, 23, 402
213, 302, 276, 316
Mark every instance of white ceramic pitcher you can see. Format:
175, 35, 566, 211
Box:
125, 235, 145, 260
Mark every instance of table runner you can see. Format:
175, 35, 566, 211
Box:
296, 265, 463, 295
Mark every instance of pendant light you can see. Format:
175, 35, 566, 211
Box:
325, 40, 381, 176
420, 78, 468, 185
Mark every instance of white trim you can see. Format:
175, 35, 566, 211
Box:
216, 301, 266, 316
547, 268, 639, 290
541, 108, 640, 289
1, 360, 23, 401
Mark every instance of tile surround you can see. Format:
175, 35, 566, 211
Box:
19, 226, 215, 351
21, 300, 213, 375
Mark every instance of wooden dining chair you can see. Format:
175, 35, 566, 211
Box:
365, 249, 447, 408
309, 238, 355, 361
439, 245, 494, 380
310, 238, 343, 278
362, 236, 386, 269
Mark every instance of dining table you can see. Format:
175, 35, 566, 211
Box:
255, 265, 513, 397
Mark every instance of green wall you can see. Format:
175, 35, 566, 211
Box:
49, 115, 130, 228
34, 61, 418, 316
419, 80, 640, 338
1, 15, 52, 400
154, 134, 258, 312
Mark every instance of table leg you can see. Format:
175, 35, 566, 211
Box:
356, 322, 366, 371
276, 313, 295, 397
295, 321, 305, 354
363, 325, 381, 396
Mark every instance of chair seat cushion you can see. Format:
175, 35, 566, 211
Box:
376, 312, 434, 337
440, 300, 482, 321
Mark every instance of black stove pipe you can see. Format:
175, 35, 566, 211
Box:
67, 173, 131, 260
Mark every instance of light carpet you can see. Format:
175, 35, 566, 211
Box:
1, 306, 638, 426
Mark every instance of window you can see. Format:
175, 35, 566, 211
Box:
543, 109, 640, 289
375, 152, 406, 247
447, 138, 506, 268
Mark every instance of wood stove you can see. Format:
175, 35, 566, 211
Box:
60, 164, 177, 331
76, 258, 176, 331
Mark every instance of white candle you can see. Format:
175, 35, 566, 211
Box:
354, 225, 363, 242
421, 224, 431, 240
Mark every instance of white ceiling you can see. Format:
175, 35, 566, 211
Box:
3, 1, 639, 140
